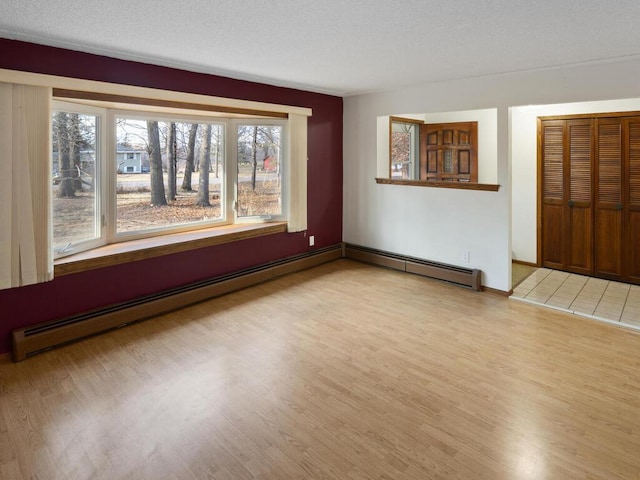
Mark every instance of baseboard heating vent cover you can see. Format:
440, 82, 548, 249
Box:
344, 244, 481, 291
12, 245, 342, 361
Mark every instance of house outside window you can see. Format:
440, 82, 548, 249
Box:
52, 100, 287, 258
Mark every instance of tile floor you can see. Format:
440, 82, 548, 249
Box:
510, 268, 640, 330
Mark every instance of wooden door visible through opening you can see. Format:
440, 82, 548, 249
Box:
420, 122, 477, 182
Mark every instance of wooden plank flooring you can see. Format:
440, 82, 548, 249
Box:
1, 259, 640, 479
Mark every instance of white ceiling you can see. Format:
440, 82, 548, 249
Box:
1, 0, 640, 97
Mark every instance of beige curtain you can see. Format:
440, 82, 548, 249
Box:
287, 113, 308, 232
0, 83, 52, 290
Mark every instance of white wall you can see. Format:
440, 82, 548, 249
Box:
343, 57, 640, 292
511, 98, 640, 264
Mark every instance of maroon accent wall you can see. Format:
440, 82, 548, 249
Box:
0, 39, 343, 355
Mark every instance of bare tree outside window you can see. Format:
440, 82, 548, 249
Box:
167, 122, 177, 201
195, 124, 212, 207
52, 111, 98, 254
147, 120, 168, 207
390, 118, 419, 180
51, 100, 289, 259
237, 124, 282, 217
181, 123, 198, 191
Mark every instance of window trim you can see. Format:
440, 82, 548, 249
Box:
53, 221, 288, 276
231, 119, 287, 223
53, 88, 290, 119
389, 116, 423, 180
108, 108, 232, 243
0, 68, 310, 116
51, 101, 107, 258
52, 102, 290, 258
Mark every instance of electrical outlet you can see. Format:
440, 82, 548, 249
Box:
462, 251, 470, 263
309, 235, 315, 247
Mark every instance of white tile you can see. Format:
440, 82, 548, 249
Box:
595, 305, 624, 315
603, 284, 630, 299
512, 287, 530, 299
621, 313, 640, 326
584, 278, 609, 289
547, 297, 573, 309
625, 288, 640, 302
518, 278, 539, 289
621, 304, 640, 321
565, 274, 589, 285
555, 286, 583, 297
573, 293, 604, 303
594, 304, 624, 318
593, 310, 622, 321
574, 306, 594, 315
525, 292, 553, 303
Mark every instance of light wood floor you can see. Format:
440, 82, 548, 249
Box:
2, 259, 640, 480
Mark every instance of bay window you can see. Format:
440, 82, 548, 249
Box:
52, 101, 290, 259
1, 69, 310, 286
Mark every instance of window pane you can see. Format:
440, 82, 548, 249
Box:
391, 121, 418, 179
237, 124, 282, 217
116, 118, 224, 234
52, 112, 99, 256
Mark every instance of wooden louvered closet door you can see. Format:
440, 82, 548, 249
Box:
540, 114, 640, 285
594, 118, 623, 279
625, 117, 640, 283
541, 120, 565, 270
540, 118, 594, 274
565, 119, 593, 275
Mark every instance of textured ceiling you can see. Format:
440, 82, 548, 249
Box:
1, 0, 640, 96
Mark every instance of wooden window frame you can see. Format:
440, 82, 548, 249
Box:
389, 116, 423, 180
54, 221, 287, 276
51, 100, 288, 263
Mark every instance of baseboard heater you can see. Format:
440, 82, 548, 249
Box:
344, 243, 481, 291
12, 244, 342, 362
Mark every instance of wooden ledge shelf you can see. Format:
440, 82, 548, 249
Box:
54, 222, 288, 276
375, 178, 500, 191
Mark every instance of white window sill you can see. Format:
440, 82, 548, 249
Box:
54, 222, 288, 276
